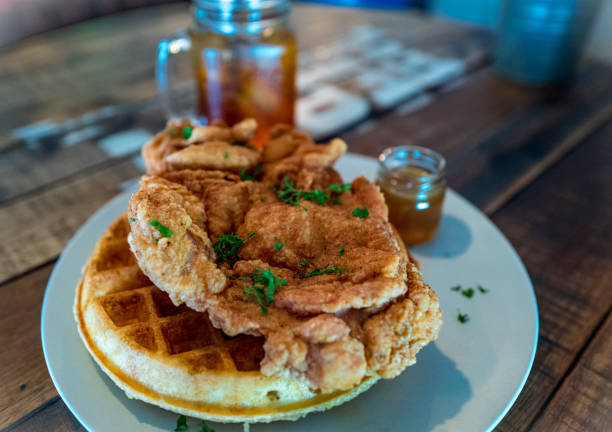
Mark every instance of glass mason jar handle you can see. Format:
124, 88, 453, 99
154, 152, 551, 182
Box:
156, 30, 199, 123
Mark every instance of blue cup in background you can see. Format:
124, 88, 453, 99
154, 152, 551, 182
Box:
494, 0, 600, 85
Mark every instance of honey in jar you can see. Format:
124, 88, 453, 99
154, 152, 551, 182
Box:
377, 146, 447, 246
189, 0, 296, 148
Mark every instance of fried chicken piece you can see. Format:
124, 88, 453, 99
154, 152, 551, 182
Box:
127, 176, 227, 308
128, 123, 442, 393
142, 120, 193, 175
142, 119, 260, 175
166, 141, 261, 174
161, 170, 256, 241
262, 123, 347, 185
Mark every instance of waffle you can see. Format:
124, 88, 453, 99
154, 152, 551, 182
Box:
74, 214, 379, 423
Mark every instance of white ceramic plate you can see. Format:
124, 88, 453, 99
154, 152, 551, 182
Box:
42, 153, 538, 432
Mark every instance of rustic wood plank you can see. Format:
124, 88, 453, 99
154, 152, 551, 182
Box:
0, 264, 57, 429
5, 398, 85, 432
0, 160, 141, 284
346, 61, 612, 215
0, 3, 488, 141
532, 313, 612, 431
494, 119, 612, 431
0, 3, 490, 205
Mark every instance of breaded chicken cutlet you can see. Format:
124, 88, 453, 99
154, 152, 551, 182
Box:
128, 119, 442, 394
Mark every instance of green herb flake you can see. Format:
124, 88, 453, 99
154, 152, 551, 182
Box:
199, 420, 215, 432
240, 164, 263, 181
299, 265, 348, 279
213, 233, 253, 265
168, 127, 178, 137
247, 231, 256, 238
148, 220, 173, 238
129, 218, 135, 223
183, 127, 193, 139
224, 150, 229, 159
244, 267, 287, 314
457, 311, 469, 324
299, 259, 308, 267
450, 285, 462, 292
175, 414, 188, 431
273, 236, 284, 251
461, 287, 475, 299
260, 196, 267, 202
477, 284, 488, 294
273, 177, 304, 207
327, 183, 351, 194
273, 177, 352, 209
337, 246, 344, 258
352, 206, 369, 219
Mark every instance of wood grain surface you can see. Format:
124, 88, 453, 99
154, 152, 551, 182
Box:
0, 3, 610, 432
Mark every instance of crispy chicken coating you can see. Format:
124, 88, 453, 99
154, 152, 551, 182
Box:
129, 122, 442, 393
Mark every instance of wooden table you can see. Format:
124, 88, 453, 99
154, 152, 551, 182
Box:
1, 3, 611, 431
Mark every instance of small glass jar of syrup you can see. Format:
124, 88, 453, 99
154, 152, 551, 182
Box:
377, 146, 446, 246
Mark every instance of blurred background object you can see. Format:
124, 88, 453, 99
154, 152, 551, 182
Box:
430, 0, 504, 27
158, 0, 296, 147
0, 0, 180, 50
494, 0, 601, 85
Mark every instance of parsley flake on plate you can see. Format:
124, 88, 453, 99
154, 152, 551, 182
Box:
461, 287, 475, 299
273, 236, 284, 250
183, 127, 192, 139
477, 284, 489, 294
199, 420, 215, 432
148, 220, 173, 238
299, 258, 308, 267
450, 285, 462, 292
224, 150, 229, 159
337, 246, 344, 258
457, 311, 469, 324
175, 414, 188, 431
129, 218, 135, 223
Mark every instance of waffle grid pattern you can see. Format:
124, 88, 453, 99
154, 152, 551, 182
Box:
93, 217, 265, 374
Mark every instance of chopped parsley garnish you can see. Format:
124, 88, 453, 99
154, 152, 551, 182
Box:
213, 232, 255, 265
183, 127, 192, 139
243, 267, 287, 314
239, 164, 263, 181
272, 177, 351, 208
273, 237, 284, 250
260, 196, 267, 202
129, 218, 135, 223
273, 177, 303, 206
299, 265, 348, 279
148, 220, 173, 238
477, 284, 488, 294
337, 246, 344, 258
299, 259, 308, 267
352, 206, 369, 219
224, 150, 229, 159
199, 420, 215, 432
175, 414, 188, 431
450, 285, 461, 292
461, 287, 475, 298
457, 311, 469, 324
327, 183, 352, 194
